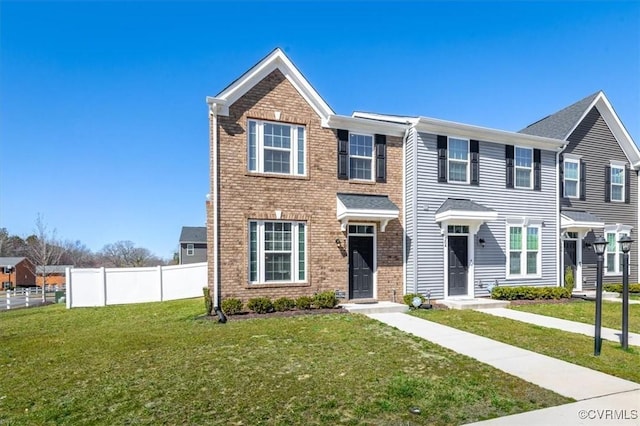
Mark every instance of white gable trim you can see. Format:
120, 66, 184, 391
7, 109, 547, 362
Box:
210, 48, 334, 120
564, 92, 640, 168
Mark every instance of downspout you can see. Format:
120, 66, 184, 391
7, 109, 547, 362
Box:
556, 149, 561, 288
411, 125, 419, 295
402, 125, 409, 297
209, 102, 220, 310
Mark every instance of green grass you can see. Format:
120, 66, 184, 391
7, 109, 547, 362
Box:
512, 299, 640, 334
410, 309, 640, 384
0, 299, 570, 425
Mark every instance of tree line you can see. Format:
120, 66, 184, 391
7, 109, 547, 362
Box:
0, 215, 172, 269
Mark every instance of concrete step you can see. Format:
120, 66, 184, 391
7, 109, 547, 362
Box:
439, 298, 510, 310
341, 301, 409, 314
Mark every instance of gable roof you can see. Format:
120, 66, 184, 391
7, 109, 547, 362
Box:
206, 48, 334, 120
435, 199, 495, 215
520, 91, 640, 166
179, 226, 207, 244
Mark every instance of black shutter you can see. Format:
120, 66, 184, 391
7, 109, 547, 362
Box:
505, 145, 514, 188
605, 165, 611, 202
375, 134, 386, 183
470, 139, 480, 185
533, 149, 541, 191
625, 165, 631, 204
559, 154, 564, 198
580, 159, 586, 201
337, 129, 349, 180
437, 135, 447, 183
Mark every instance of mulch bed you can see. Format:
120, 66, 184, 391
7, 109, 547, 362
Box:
203, 306, 349, 321
508, 297, 587, 306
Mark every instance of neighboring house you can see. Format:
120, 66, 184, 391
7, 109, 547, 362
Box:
35, 265, 73, 287
520, 91, 640, 290
206, 48, 405, 305
355, 113, 567, 298
0, 257, 36, 288
179, 226, 207, 264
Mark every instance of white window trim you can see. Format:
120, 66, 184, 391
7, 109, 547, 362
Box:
610, 164, 625, 202
249, 220, 306, 284
447, 137, 470, 184
506, 220, 542, 279
604, 224, 632, 276
563, 158, 580, 199
186, 243, 194, 256
514, 146, 533, 189
348, 132, 374, 182
247, 119, 306, 177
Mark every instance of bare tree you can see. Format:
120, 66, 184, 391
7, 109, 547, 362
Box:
60, 240, 97, 267
26, 214, 65, 300
99, 241, 162, 267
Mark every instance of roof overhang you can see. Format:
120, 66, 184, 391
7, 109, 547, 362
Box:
323, 114, 407, 137
336, 196, 399, 232
415, 116, 567, 151
435, 209, 499, 234
561, 213, 605, 232
565, 92, 640, 169
206, 48, 334, 120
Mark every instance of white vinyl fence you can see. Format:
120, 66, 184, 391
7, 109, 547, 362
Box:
65, 262, 207, 308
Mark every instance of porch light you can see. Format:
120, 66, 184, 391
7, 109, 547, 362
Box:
592, 237, 607, 256
619, 235, 633, 254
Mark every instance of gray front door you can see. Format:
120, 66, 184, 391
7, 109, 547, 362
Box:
349, 236, 374, 299
448, 236, 468, 296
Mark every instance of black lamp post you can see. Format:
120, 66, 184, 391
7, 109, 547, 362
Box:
618, 235, 633, 350
592, 236, 608, 356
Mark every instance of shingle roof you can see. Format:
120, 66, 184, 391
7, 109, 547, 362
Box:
519, 92, 601, 140
336, 193, 399, 212
179, 227, 207, 243
36, 265, 74, 274
0, 257, 27, 267
436, 199, 494, 215
561, 210, 603, 224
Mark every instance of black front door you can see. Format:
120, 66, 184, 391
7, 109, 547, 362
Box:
349, 236, 374, 299
564, 240, 577, 277
448, 236, 468, 296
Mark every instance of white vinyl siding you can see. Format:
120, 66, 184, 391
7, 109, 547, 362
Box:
247, 119, 305, 176
249, 221, 306, 284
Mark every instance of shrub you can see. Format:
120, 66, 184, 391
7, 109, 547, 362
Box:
403, 293, 424, 307
296, 296, 314, 310
491, 286, 570, 300
247, 297, 273, 314
203, 287, 213, 315
603, 283, 640, 293
221, 298, 243, 315
273, 297, 296, 312
314, 291, 338, 308
564, 266, 575, 293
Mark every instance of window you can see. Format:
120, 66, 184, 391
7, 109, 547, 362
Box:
605, 229, 630, 275
248, 120, 305, 176
515, 147, 533, 189
186, 244, 194, 256
249, 221, 306, 283
447, 225, 469, 234
448, 138, 469, 183
349, 224, 374, 234
564, 159, 579, 198
610, 165, 624, 202
507, 224, 540, 277
349, 133, 374, 180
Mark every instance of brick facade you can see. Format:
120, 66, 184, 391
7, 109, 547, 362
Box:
209, 69, 403, 304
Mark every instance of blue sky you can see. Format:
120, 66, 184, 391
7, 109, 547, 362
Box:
1, 1, 638, 259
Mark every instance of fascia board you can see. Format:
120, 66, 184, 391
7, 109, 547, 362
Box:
434, 210, 499, 223
336, 209, 399, 222
416, 117, 566, 151
324, 114, 407, 137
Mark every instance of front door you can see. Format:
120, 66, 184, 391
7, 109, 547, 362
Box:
564, 239, 577, 286
448, 236, 468, 296
349, 236, 374, 299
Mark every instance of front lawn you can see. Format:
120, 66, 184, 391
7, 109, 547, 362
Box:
512, 299, 640, 334
411, 308, 640, 384
0, 300, 570, 425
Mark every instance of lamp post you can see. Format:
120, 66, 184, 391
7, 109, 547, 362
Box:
618, 235, 633, 350
592, 236, 608, 356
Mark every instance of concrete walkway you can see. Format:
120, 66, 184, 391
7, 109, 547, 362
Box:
477, 308, 640, 347
367, 312, 640, 425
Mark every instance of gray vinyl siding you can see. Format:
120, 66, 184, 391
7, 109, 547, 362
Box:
180, 243, 208, 264
404, 127, 417, 294
562, 107, 638, 286
406, 131, 559, 299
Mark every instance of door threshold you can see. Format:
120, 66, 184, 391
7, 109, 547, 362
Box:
350, 298, 378, 304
